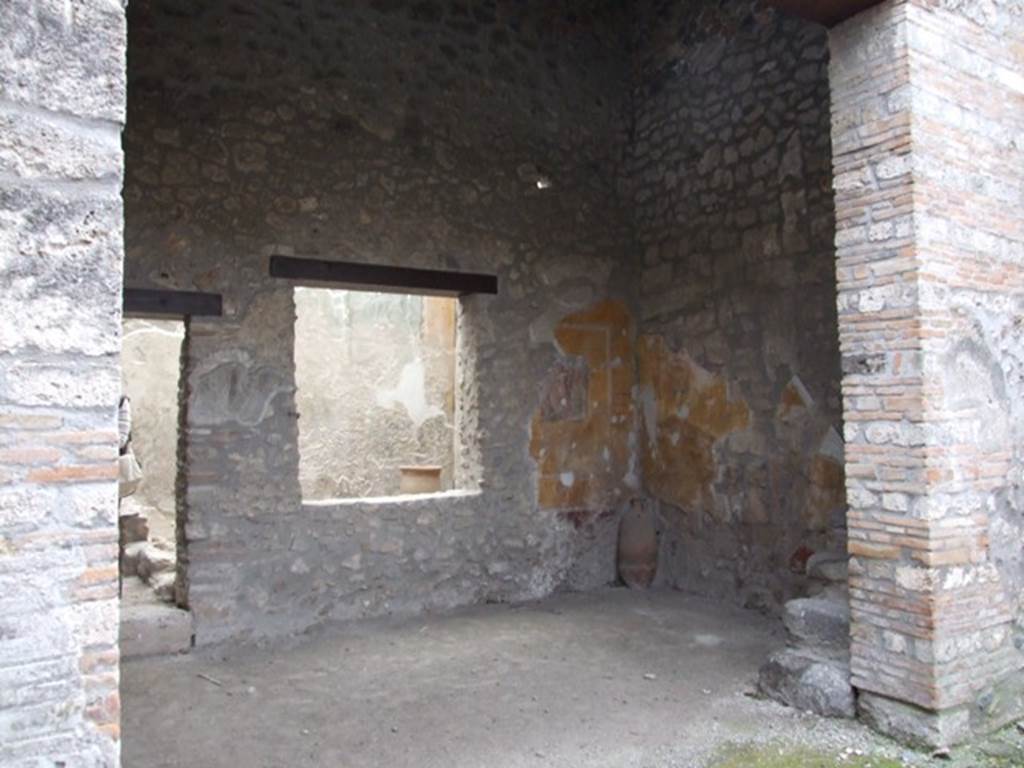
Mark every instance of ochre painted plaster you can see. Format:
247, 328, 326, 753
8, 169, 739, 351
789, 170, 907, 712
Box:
637, 334, 750, 511
806, 453, 844, 532
533, 306, 841, 546
530, 299, 635, 511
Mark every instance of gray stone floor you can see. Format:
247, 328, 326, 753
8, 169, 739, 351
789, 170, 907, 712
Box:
120, 588, 1006, 768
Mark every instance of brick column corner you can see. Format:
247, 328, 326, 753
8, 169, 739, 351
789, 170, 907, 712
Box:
830, 0, 1024, 748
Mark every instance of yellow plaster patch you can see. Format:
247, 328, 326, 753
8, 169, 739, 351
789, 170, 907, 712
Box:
530, 300, 635, 511
637, 335, 750, 510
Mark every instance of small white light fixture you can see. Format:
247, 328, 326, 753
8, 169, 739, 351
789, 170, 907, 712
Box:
536, 176, 553, 190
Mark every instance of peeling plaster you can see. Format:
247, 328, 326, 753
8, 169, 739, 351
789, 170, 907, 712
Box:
376, 358, 445, 429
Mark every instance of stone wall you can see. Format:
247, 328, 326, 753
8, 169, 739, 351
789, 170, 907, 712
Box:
123, 0, 635, 643
5, 0, 1024, 758
831, 0, 1024, 746
121, 318, 185, 542
123, 0, 853, 640
294, 290, 456, 499
626, 4, 843, 613
0, 0, 126, 764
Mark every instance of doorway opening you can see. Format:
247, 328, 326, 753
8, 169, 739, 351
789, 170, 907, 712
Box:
119, 317, 193, 656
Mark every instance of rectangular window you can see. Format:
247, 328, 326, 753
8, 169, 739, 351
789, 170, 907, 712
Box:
293, 287, 457, 500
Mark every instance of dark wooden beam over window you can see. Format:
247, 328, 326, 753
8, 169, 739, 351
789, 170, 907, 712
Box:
269, 256, 499, 297
123, 288, 223, 318
766, 0, 883, 27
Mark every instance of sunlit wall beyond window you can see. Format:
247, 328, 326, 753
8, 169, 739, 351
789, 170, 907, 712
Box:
293, 287, 457, 500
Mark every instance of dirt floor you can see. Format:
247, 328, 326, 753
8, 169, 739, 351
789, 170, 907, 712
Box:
121, 588, 1024, 768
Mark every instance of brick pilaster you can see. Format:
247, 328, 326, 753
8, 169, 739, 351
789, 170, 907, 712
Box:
831, 0, 1024, 747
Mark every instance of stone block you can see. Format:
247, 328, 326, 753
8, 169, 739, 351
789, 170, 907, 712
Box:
0, 104, 122, 181
121, 541, 147, 577
807, 551, 848, 584
858, 692, 970, 750
807, 583, 849, 603
120, 514, 149, 545
0, 357, 120, 410
0, 188, 123, 358
0, 0, 127, 122
120, 599, 192, 659
137, 545, 175, 582
758, 648, 855, 718
151, 571, 177, 603
783, 597, 850, 651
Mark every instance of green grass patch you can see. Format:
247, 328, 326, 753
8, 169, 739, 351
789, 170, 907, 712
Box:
707, 743, 904, 768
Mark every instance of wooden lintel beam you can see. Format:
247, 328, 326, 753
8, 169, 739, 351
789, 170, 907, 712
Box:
123, 288, 223, 318
765, 0, 883, 27
268, 256, 499, 297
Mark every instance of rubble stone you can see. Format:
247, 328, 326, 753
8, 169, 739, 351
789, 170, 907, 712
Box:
151, 572, 177, 604
783, 597, 850, 652
807, 552, 848, 584
122, 541, 148, 578
759, 648, 855, 719
137, 545, 175, 583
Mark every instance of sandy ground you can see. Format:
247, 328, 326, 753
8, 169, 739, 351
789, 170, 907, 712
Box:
121, 587, 1018, 768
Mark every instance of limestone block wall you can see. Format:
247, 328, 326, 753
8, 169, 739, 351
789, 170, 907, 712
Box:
625, 5, 843, 612
831, 0, 1024, 745
294, 290, 456, 500
0, 0, 126, 764
123, 0, 635, 643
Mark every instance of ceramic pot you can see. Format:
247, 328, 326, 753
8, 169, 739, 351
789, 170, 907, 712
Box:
617, 498, 657, 589
399, 465, 443, 495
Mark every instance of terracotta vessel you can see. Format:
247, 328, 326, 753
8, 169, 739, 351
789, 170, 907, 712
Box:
399, 465, 443, 495
617, 498, 658, 589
